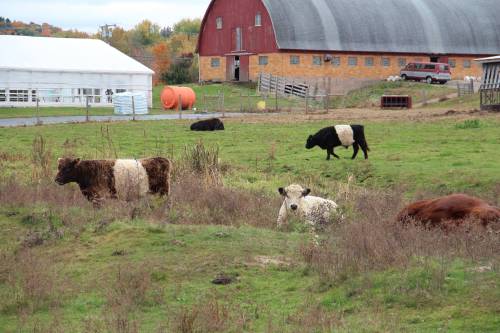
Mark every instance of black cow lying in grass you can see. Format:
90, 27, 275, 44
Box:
306, 125, 370, 160
190, 118, 225, 131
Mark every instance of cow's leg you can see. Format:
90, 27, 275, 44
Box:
351, 143, 360, 160
326, 149, 331, 160
332, 147, 340, 159
91, 194, 105, 208
359, 141, 369, 159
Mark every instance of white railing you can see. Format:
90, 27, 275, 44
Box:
0, 88, 134, 107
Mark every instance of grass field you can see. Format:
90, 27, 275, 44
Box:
1, 116, 499, 195
0, 113, 499, 332
0, 81, 460, 119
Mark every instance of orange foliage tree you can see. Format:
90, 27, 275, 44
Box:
151, 41, 171, 85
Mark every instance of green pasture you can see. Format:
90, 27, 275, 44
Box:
0, 116, 498, 332
1, 116, 499, 196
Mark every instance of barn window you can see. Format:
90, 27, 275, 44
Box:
382, 57, 390, 67
211, 58, 220, 67
463, 59, 471, 68
448, 59, 456, 68
0, 89, 6, 102
234, 27, 242, 51
332, 56, 341, 67
398, 58, 407, 67
259, 56, 268, 66
348, 57, 358, 66
216, 17, 223, 30
365, 57, 374, 67
312, 56, 322, 66
255, 13, 262, 26
290, 55, 300, 65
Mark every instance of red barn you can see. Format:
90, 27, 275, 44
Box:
197, 0, 500, 82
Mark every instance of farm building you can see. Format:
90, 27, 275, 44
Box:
476, 55, 500, 111
0, 35, 154, 107
197, 0, 500, 82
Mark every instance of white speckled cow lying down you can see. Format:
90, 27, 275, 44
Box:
276, 184, 338, 228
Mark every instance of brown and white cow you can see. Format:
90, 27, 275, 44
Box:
55, 157, 171, 206
397, 194, 500, 229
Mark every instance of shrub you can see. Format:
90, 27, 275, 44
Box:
455, 119, 480, 129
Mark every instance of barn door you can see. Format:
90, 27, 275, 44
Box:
226, 56, 234, 81
239, 55, 249, 82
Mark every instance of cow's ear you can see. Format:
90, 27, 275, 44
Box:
72, 158, 81, 166
278, 187, 286, 196
302, 188, 311, 197
57, 158, 63, 164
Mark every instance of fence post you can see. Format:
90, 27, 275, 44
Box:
202, 92, 206, 112
178, 94, 182, 119
257, 72, 261, 94
305, 89, 309, 114
275, 82, 279, 112
247, 90, 251, 112
222, 91, 225, 117
86, 96, 90, 122
36, 97, 41, 125
326, 77, 332, 112
132, 95, 136, 121
240, 91, 243, 112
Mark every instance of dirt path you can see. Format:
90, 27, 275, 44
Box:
413, 92, 459, 108
226, 107, 499, 124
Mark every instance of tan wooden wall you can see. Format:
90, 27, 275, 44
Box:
200, 53, 483, 82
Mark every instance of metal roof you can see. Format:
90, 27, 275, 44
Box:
475, 55, 500, 63
261, 0, 500, 55
0, 35, 154, 75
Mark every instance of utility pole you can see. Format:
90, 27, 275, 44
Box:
100, 24, 117, 43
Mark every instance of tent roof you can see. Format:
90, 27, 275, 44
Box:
0, 35, 154, 75
261, 0, 500, 55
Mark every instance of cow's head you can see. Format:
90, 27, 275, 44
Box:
278, 184, 311, 211
55, 158, 81, 185
305, 135, 316, 149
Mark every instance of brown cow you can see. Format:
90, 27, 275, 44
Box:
55, 157, 171, 206
397, 194, 500, 228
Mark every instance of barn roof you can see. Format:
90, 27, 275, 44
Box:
260, 0, 500, 55
0, 35, 154, 74
475, 55, 500, 63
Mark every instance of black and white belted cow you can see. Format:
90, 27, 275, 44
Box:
306, 125, 370, 160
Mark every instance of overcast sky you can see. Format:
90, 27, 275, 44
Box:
1, 0, 210, 33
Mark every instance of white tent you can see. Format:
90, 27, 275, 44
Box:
0, 35, 154, 108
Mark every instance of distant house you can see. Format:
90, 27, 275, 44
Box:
0, 35, 154, 107
476, 55, 500, 111
197, 0, 500, 82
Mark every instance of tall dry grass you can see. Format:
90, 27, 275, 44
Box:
301, 188, 500, 285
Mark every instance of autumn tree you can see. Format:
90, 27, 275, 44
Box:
151, 41, 171, 85
173, 18, 201, 35
130, 20, 161, 47
108, 27, 131, 54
